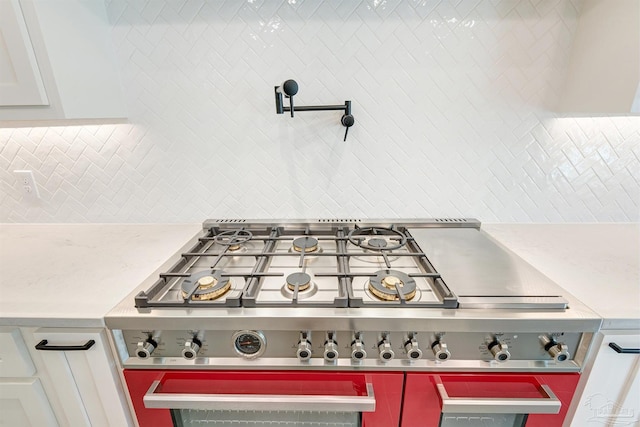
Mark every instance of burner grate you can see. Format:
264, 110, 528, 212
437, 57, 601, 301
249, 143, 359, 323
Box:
135, 223, 458, 309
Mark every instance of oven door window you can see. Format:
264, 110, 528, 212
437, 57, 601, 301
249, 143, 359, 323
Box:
144, 372, 375, 427
439, 413, 527, 427
435, 375, 560, 427
172, 409, 359, 426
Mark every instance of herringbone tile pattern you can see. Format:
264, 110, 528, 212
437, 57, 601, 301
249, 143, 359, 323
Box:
1, 0, 638, 222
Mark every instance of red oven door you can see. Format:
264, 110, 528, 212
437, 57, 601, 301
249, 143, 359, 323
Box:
124, 370, 403, 427
401, 373, 579, 427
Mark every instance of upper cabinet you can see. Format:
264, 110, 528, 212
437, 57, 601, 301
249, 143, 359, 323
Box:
558, 0, 640, 114
0, 0, 49, 107
0, 0, 126, 125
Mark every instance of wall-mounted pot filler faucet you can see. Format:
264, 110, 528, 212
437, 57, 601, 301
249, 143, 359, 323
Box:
274, 79, 354, 141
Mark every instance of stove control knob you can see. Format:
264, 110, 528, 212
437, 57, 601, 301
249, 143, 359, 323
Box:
136, 338, 158, 359
540, 336, 570, 362
405, 338, 423, 361
324, 341, 339, 362
351, 341, 367, 361
488, 339, 510, 362
431, 341, 451, 361
297, 339, 312, 362
378, 340, 395, 362
182, 338, 202, 360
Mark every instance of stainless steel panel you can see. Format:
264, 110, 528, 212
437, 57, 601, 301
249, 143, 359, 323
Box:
202, 218, 482, 231
408, 228, 570, 300
116, 328, 589, 371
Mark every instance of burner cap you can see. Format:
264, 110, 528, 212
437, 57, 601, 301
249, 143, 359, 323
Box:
286, 272, 312, 291
182, 270, 231, 301
368, 269, 416, 301
348, 227, 407, 251
367, 238, 388, 249
214, 229, 253, 251
292, 237, 319, 253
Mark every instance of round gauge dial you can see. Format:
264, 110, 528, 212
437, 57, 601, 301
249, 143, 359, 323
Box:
232, 330, 266, 359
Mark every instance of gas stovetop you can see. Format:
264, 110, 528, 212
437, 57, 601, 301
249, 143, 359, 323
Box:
134, 219, 467, 309
105, 219, 602, 371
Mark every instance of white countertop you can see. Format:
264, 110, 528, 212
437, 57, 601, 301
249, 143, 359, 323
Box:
482, 223, 640, 330
0, 223, 202, 327
1, 223, 638, 329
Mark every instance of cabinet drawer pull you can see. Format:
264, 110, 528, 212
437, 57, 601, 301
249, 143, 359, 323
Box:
35, 339, 95, 351
609, 342, 640, 354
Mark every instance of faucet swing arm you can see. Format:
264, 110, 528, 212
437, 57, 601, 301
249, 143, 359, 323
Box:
274, 79, 354, 141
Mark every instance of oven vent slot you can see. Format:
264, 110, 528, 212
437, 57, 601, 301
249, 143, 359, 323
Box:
318, 219, 362, 223
435, 218, 469, 223
212, 219, 247, 223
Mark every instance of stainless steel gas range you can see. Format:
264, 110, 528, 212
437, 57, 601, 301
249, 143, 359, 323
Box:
105, 219, 602, 427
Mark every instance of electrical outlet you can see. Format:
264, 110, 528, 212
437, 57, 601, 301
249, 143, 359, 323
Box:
14, 170, 40, 200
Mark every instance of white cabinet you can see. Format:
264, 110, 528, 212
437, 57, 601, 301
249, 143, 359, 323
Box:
0, 0, 48, 106
0, 327, 133, 427
0, 328, 58, 426
29, 328, 133, 427
0, 379, 58, 426
0, 0, 126, 124
558, 0, 640, 114
568, 331, 640, 426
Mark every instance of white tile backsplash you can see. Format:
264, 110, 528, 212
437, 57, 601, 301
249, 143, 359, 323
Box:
1, 0, 638, 222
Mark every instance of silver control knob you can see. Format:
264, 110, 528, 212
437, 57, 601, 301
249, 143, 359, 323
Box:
432, 341, 451, 361
405, 338, 423, 360
136, 340, 157, 359
324, 341, 339, 362
351, 341, 367, 361
548, 343, 570, 362
297, 339, 312, 361
540, 336, 570, 362
488, 340, 510, 362
378, 340, 395, 362
182, 339, 201, 360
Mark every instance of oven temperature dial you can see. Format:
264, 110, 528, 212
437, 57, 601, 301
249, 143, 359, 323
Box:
232, 330, 266, 359
182, 338, 202, 360
488, 339, 510, 362
540, 335, 570, 362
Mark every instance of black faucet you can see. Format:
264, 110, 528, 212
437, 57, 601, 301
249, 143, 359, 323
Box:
274, 79, 355, 141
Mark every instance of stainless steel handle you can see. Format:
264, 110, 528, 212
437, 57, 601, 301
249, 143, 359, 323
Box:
143, 380, 376, 412
436, 381, 561, 414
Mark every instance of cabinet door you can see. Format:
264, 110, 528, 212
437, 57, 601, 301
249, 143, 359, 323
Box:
0, 0, 49, 106
569, 332, 640, 426
31, 329, 132, 427
0, 328, 36, 377
0, 0, 126, 122
558, 0, 640, 113
0, 378, 58, 426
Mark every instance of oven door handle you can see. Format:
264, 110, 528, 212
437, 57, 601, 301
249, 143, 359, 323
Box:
143, 380, 376, 412
436, 381, 561, 414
